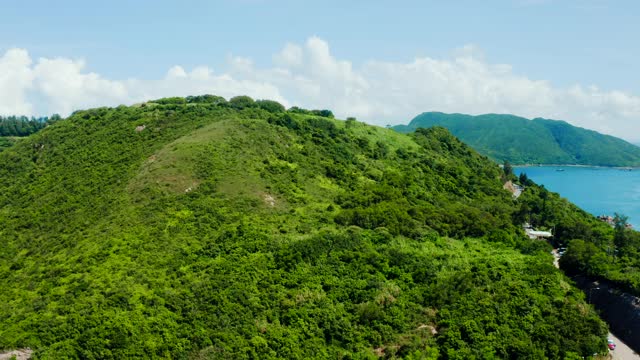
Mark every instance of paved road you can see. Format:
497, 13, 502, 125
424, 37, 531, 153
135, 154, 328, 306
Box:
609, 331, 640, 360
551, 250, 639, 359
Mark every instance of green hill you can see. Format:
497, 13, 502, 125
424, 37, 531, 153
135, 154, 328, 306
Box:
0, 97, 611, 358
394, 112, 640, 166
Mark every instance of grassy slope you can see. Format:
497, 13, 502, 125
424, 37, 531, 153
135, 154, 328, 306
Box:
0, 101, 608, 358
394, 112, 640, 166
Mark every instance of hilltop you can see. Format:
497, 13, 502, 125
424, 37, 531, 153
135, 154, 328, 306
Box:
0, 96, 611, 358
393, 112, 640, 167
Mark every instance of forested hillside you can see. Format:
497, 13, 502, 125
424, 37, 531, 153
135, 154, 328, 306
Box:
393, 112, 640, 167
0, 115, 61, 153
558, 210, 640, 297
0, 115, 59, 136
0, 96, 611, 358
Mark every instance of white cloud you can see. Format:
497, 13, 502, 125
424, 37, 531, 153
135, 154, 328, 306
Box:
273, 43, 303, 68
33, 56, 129, 116
123, 64, 288, 108
166, 65, 187, 78
1, 38, 640, 141
228, 55, 254, 74
0, 49, 35, 115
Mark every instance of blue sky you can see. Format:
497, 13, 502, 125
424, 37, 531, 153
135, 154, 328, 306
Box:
1, 0, 640, 139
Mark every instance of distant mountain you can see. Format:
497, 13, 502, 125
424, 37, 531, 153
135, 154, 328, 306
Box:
394, 112, 640, 166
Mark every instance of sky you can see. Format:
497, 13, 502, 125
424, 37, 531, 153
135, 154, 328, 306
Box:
1, 0, 640, 140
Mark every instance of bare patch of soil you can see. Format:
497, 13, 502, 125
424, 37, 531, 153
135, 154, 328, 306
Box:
0, 349, 32, 360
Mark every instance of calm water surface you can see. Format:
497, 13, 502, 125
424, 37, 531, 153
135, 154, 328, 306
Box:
513, 166, 640, 228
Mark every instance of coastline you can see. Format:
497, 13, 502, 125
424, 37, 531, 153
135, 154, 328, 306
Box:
510, 164, 640, 229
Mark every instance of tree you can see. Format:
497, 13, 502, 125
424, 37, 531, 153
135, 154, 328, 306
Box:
288, 106, 311, 115
503, 160, 513, 177
613, 213, 630, 250
255, 100, 285, 113
151, 97, 187, 105
228, 95, 256, 109
373, 141, 389, 159
345, 118, 356, 129
186, 94, 227, 105
560, 239, 608, 276
519, 172, 529, 185
0, 116, 50, 136
311, 109, 334, 118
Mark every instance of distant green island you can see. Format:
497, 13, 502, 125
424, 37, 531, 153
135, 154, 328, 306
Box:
393, 112, 640, 167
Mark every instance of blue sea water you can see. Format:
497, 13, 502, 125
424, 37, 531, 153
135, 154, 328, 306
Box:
513, 166, 640, 228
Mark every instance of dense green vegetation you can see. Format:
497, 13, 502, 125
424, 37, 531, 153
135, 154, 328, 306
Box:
558, 212, 640, 296
0, 137, 16, 151
393, 112, 640, 167
0, 97, 611, 358
0, 115, 60, 137
0, 115, 61, 153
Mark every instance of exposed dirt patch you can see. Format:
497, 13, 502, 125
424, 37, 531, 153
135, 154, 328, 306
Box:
0, 349, 32, 360
263, 194, 276, 207
417, 324, 438, 335
503, 180, 523, 198
373, 347, 385, 357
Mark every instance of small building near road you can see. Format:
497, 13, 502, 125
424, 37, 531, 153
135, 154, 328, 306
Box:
523, 223, 553, 240
526, 229, 553, 240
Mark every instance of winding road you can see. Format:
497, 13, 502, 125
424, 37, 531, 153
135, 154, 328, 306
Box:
552, 250, 640, 359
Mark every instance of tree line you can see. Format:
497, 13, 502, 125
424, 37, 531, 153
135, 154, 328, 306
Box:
0, 114, 61, 137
